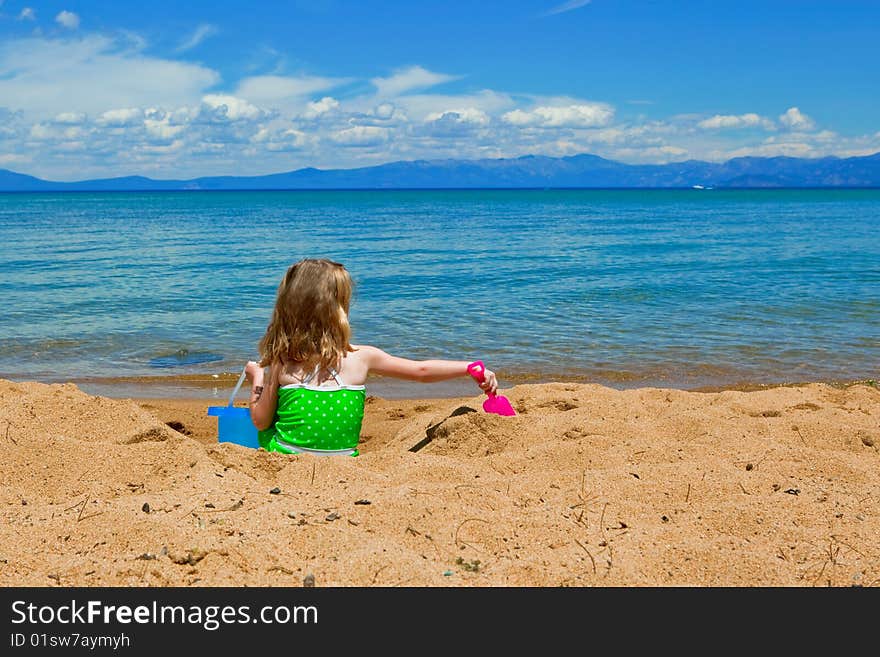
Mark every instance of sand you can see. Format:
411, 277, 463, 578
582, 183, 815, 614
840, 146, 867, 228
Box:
0, 377, 878, 587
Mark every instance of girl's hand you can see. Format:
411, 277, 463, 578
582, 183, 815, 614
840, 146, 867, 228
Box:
245, 360, 263, 383
478, 367, 498, 396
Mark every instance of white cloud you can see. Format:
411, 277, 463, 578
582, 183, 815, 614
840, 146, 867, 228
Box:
725, 141, 815, 158
302, 96, 339, 118
139, 139, 185, 155
254, 128, 308, 152
53, 112, 87, 124
502, 103, 613, 128
610, 145, 688, 162
200, 94, 264, 121
779, 107, 815, 131
1, 25, 872, 180
812, 129, 837, 143
18, 7, 35, 21
29, 123, 53, 140
331, 126, 390, 147
392, 89, 515, 121
371, 66, 459, 97
544, 1, 591, 17
55, 11, 80, 30
502, 109, 534, 126
422, 108, 491, 137
235, 75, 347, 108
583, 122, 670, 145
697, 113, 774, 130
0, 153, 31, 167
55, 140, 86, 152
97, 108, 143, 126
144, 114, 186, 141
424, 108, 490, 126
374, 103, 396, 120
0, 35, 219, 119
176, 24, 218, 53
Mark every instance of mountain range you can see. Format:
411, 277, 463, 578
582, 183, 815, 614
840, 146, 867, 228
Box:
3, 152, 880, 191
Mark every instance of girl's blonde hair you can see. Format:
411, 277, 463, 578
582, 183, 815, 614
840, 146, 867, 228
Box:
258, 258, 354, 373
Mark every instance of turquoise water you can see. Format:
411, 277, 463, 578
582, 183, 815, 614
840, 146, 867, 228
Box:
0, 189, 877, 396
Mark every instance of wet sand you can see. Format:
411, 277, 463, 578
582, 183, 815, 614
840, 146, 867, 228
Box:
1, 377, 878, 587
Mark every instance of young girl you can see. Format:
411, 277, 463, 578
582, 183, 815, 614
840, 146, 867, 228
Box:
245, 258, 498, 456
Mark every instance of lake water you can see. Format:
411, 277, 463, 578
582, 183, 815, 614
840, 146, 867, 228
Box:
1, 189, 877, 398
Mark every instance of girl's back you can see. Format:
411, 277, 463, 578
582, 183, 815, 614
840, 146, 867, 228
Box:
276, 347, 372, 388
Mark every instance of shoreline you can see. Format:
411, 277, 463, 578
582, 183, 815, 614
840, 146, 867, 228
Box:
2, 371, 876, 402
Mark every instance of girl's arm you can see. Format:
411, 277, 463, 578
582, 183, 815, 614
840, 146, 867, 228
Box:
245, 360, 279, 431
360, 346, 498, 394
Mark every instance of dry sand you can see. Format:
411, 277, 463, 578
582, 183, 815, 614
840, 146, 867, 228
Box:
1, 378, 878, 587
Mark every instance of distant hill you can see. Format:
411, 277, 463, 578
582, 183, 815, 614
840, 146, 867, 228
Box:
3, 152, 880, 191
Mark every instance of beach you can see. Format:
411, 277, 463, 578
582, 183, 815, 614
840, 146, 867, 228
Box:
1, 377, 878, 587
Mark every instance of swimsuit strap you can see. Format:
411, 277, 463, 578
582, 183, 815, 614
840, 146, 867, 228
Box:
301, 365, 344, 386
328, 367, 345, 386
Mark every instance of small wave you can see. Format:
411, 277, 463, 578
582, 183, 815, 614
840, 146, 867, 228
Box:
148, 349, 224, 368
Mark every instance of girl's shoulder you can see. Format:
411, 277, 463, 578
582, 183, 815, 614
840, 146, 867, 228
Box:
348, 344, 381, 361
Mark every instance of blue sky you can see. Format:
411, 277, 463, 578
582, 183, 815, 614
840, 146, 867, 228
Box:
1, 0, 878, 180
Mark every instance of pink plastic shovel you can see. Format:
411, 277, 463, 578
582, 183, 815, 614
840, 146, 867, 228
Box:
467, 360, 516, 416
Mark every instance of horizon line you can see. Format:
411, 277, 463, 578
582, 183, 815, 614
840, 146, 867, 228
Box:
3, 186, 880, 194
3, 149, 879, 186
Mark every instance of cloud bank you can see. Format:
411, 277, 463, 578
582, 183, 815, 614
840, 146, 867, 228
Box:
0, 29, 875, 180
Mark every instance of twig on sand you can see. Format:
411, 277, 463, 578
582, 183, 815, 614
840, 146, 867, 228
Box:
65, 493, 105, 522
739, 482, 751, 495
571, 471, 599, 528
810, 560, 829, 587
599, 503, 609, 542
77, 495, 90, 522
804, 536, 850, 587
202, 498, 244, 513
5, 421, 16, 445
605, 544, 614, 574
64, 496, 88, 514
267, 565, 295, 576
831, 535, 867, 558
794, 426, 808, 445
454, 517, 490, 551
372, 564, 390, 584
573, 539, 597, 575
735, 451, 769, 469
685, 483, 691, 503
310, 462, 316, 486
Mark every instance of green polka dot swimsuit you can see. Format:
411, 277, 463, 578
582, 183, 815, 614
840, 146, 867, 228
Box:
257, 367, 365, 456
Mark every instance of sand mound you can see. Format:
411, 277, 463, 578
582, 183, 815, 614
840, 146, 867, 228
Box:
1, 378, 878, 586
